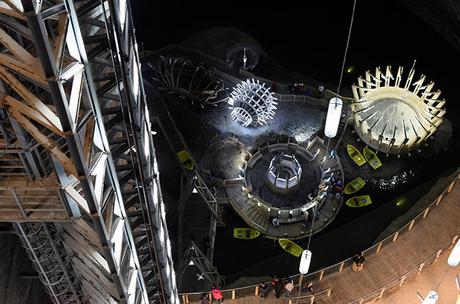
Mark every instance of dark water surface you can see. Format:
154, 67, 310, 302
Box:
133, 0, 460, 281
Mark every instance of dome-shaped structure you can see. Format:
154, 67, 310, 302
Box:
351, 64, 446, 154
152, 56, 225, 107
228, 78, 277, 127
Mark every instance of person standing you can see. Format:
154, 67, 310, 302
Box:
352, 253, 365, 272
200, 293, 210, 304
271, 276, 282, 298
211, 285, 224, 303
284, 278, 294, 298
258, 282, 269, 298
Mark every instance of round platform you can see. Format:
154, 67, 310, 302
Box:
225, 137, 344, 239
246, 146, 321, 208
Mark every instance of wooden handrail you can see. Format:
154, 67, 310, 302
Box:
179, 174, 459, 302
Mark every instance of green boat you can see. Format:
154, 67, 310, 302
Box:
233, 228, 261, 240
344, 177, 366, 195
363, 147, 382, 170
346, 195, 372, 207
176, 149, 193, 171
347, 144, 366, 166
278, 238, 303, 257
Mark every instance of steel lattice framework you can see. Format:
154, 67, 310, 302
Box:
228, 78, 277, 127
351, 64, 446, 154
0, 0, 178, 303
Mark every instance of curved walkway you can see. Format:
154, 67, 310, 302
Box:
181, 176, 460, 304
315, 178, 460, 304
379, 251, 459, 304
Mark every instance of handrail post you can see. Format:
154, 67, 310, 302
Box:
339, 261, 345, 272
327, 288, 332, 297
319, 270, 324, 281
359, 299, 364, 304
434, 249, 443, 262
392, 231, 399, 242
418, 263, 425, 274
379, 287, 385, 299
408, 219, 415, 231
399, 275, 406, 287
255, 285, 259, 296
451, 235, 459, 247
423, 207, 430, 219
435, 195, 443, 206
232, 290, 236, 300
310, 295, 315, 304
182, 294, 187, 304
376, 242, 383, 254
447, 180, 455, 193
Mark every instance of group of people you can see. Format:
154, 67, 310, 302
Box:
199, 278, 316, 303
258, 276, 314, 300
328, 175, 343, 198
287, 83, 325, 99
258, 276, 292, 299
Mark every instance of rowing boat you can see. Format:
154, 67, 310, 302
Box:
363, 147, 382, 170
278, 238, 303, 257
345, 195, 372, 207
177, 149, 194, 170
344, 177, 366, 195
233, 228, 261, 240
347, 144, 366, 166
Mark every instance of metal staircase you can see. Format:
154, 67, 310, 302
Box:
0, 1, 178, 303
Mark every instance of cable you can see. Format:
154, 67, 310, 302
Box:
435, 266, 451, 292
308, 0, 357, 255
306, 205, 317, 251
336, 0, 358, 97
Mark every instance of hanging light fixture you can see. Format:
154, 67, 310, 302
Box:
417, 291, 439, 304
448, 238, 460, 267
299, 249, 312, 274
324, 97, 343, 138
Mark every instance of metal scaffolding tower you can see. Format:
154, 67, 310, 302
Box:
0, 0, 177, 303
149, 92, 223, 287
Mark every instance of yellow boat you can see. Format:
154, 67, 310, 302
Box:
347, 144, 366, 166
363, 147, 382, 170
233, 228, 261, 240
344, 177, 366, 195
176, 149, 193, 170
346, 195, 372, 207
278, 238, 303, 257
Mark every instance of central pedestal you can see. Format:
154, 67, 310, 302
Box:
267, 153, 302, 193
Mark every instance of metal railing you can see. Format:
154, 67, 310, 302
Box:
179, 173, 460, 303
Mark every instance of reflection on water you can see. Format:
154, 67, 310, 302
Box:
372, 170, 416, 190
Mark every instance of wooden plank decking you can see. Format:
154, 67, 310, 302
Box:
317, 182, 460, 304
183, 178, 460, 304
